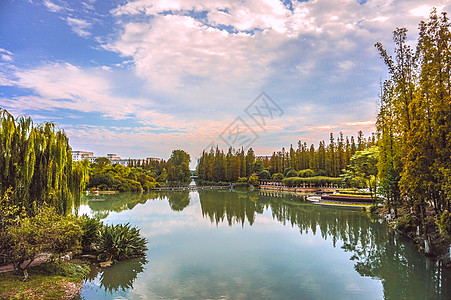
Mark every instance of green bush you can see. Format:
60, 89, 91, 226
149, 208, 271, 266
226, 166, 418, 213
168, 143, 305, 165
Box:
32, 261, 90, 279
336, 188, 372, 195
258, 170, 271, 179
80, 215, 103, 251
282, 176, 342, 187
235, 182, 249, 188
96, 223, 147, 262
314, 169, 327, 176
248, 175, 259, 187
396, 215, 416, 233
283, 167, 293, 177
5, 206, 82, 274
370, 204, 378, 214
436, 210, 451, 238
143, 181, 156, 191
272, 173, 284, 181
285, 169, 298, 178
298, 169, 315, 177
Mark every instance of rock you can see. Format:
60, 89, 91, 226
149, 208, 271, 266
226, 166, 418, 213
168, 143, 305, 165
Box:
81, 254, 97, 260
61, 252, 73, 261
99, 260, 113, 268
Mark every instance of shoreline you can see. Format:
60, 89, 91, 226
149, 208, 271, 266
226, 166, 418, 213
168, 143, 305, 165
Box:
258, 185, 336, 193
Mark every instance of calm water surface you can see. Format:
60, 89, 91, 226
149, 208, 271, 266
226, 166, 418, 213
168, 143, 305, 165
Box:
79, 189, 451, 299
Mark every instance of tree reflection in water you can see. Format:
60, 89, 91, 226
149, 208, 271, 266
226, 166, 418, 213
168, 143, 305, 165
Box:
82, 189, 451, 299
197, 189, 451, 299
85, 257, 148, 294
82, 190, 191, 218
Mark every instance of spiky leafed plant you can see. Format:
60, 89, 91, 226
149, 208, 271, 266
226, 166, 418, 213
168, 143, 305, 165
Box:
80, 215, 103, 251
96, 223, 147, 262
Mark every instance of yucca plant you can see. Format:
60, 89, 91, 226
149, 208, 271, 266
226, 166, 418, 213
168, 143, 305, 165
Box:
80, 215, 103, 251
96, 223, 147, 262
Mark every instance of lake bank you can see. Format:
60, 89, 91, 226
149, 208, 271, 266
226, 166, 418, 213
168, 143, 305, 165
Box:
0, 261, 89, 299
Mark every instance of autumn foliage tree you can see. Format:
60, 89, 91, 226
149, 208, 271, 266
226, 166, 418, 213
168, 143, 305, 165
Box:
376, 9, 451, 239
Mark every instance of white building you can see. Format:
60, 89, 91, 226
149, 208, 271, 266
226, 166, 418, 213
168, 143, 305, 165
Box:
72, 151, 94, 162
71, 151, 161, 167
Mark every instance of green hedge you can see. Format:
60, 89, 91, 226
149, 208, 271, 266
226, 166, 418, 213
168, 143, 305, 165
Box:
195, 179, 232, 186
336, 188, 372, 195
282, 176, 342, 187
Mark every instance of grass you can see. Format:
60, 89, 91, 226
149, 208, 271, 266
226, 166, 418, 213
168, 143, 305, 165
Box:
320, 201, 371, 207
0, 261, 90, 300
332, 193, 372, 198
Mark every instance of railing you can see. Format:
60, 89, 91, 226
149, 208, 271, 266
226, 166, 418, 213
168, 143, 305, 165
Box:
154, 185, 231, 191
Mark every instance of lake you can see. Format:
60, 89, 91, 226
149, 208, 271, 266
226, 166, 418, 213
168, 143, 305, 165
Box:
79, 189, 451, 299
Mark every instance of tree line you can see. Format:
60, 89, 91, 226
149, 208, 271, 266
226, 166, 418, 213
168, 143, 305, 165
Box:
196, 131, 376, 183
376, 10, 450, 241
87, 149, 191, 191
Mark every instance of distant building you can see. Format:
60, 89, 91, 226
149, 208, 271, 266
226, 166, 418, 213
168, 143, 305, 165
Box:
255, 155, 271, 160
71, 151, 161, 167
72, 151, 94, 162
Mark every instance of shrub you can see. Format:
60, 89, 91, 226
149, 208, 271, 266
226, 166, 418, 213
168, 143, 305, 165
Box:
285, 169, 298, 178
96, 223, 147, 262
396, 215, 416, 233
436, 210, 451, 238
283, 167, 293, 177
315, 169, 327, 176
258, 170, 271, 179
370, 204, 379, 214
5, 206, 82, 276
248, 175, 259, 187
237, 177, 248, 182
80, 215, 103, 251
272, 173, 284, 181
143, 181, 156, 191
235, 182, 249, 188
282, 176, 342, 187
298, 169, 315, 177
88, 173, 115, 189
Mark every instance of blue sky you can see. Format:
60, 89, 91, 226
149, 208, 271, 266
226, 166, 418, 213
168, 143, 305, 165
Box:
0, 0, 449, 167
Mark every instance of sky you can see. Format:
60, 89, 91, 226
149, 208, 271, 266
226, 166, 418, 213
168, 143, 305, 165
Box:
0, 0, 449, 168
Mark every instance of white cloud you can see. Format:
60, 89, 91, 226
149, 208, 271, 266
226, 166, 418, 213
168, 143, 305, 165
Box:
0, 48, 12, 55
0, 54, 13, 62
410, 5, 445, 18
105, 0, 451, 106
106, 15, 279, 92
43, 0, 67, 13
338, 60, 355, 71
65, 17, 92, 37
5, 63, 150, 120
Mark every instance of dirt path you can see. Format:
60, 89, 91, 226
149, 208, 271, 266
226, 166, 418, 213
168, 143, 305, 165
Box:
0, 253, 51, 273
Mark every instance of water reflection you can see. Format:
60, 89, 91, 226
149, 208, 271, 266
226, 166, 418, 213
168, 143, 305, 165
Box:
84, 257, 147, 294
81, 190, 451, 299
82, 191, 191, 218
197, 190, 451, 299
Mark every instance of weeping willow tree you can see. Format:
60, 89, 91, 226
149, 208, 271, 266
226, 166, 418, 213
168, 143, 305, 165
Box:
0, 108, 87, 215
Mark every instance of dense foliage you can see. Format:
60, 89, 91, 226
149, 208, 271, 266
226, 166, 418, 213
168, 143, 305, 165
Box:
87, 149, 191, 191
282, 176, 342, 188
376, 10, 451, 239
0, 108, 87, 215
196, 132, 374, 183
0, 110, 148, 277
96, 223, 148, 262
87, 162, 156, 192
1, 202, 82, 275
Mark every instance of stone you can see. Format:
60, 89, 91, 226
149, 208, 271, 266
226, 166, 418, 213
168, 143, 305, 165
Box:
99, 260, 113, 268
